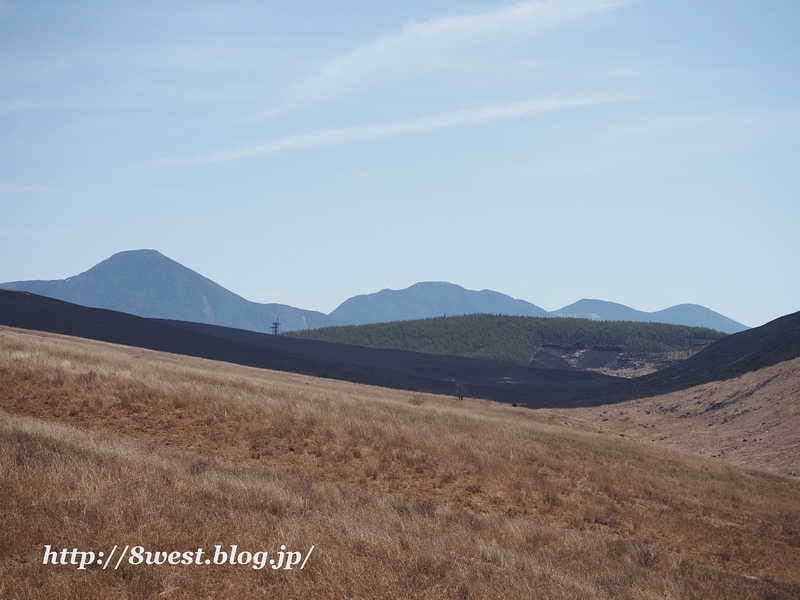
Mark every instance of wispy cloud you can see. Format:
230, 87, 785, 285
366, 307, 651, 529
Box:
160, 96, 616, 166
0, 184, 68, 194
274, 0, 621, 113
0, 100, 40, 114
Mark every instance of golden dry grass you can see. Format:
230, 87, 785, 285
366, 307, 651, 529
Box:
2, 325, 800, 599
553, 357, 800, 477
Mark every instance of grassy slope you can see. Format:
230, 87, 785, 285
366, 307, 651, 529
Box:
2, 326, 799, 599
286, 314, 725, 367
552, 356, 800, 478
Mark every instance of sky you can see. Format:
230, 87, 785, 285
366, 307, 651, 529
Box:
1, 0, 798, 327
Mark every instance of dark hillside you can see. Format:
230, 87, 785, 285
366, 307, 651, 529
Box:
583, 309, 800, 402
287, 313, 726, 371
0, 290, 617, 407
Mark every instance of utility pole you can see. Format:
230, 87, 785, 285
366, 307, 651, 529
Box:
271, 319, 281, 335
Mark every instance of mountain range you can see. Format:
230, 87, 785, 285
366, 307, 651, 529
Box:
1, 249, 749, 333
553, 299, 747, 334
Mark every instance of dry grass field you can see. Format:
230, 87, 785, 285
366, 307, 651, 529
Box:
2, 325, 800, 599
554, 357, 800, 478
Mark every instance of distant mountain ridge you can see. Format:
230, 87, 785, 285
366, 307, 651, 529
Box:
1, 249, 748, 333
553, 299, 748, 334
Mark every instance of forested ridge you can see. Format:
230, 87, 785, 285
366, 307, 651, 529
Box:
286, 314, 726, 366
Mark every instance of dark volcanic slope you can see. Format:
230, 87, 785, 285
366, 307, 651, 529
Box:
0, 290, 617, 408
584, 309, 800, 403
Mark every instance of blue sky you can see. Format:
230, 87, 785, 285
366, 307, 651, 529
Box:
1, 0, 798, 327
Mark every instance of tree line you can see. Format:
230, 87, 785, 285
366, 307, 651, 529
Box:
285, 314, 726, 366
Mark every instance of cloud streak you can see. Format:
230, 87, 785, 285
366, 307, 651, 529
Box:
281, 0, 621, 110
0, 184, 67, 194
162, 96, 616, 166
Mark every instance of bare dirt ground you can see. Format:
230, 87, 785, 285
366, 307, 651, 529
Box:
531, 345, 702, 378
550, 357, 800, 478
